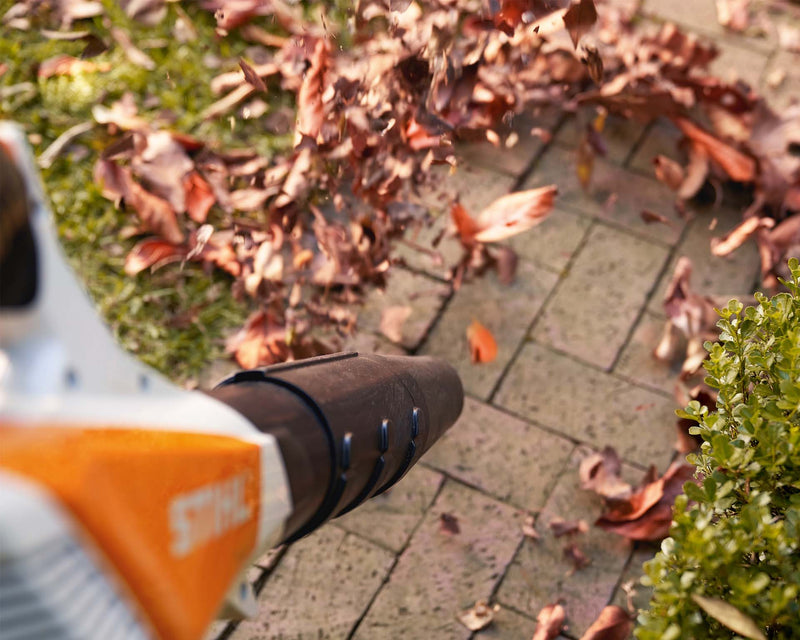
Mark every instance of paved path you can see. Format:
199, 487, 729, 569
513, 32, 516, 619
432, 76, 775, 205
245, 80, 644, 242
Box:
207, 2, 793, 638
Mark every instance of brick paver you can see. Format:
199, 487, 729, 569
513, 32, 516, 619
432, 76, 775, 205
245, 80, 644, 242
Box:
495, 343, 677, 470
352, 481, 523, 640
531, 223, 669, 370
420, 261, 558, 399
206, 3, 796, 638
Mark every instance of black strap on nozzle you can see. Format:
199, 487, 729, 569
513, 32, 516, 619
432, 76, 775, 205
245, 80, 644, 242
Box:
206, 352, 463, 544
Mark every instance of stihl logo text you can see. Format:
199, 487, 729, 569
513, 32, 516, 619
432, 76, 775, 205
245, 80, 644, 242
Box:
169, 472, 253, 557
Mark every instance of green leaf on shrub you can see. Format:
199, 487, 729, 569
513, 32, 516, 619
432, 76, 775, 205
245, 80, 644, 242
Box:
690, 595, 766, 640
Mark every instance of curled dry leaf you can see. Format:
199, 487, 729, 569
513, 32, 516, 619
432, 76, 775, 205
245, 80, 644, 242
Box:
531, 603, 566, 640
522, 514, 540, 540
183, 170, 215, 223
457, 600, 499, 632
473, 186, 558, 243
677, 143, 710, 200
674, 118, 756, 182
710, 215, 774, 257
691, 595, 766, 640
238, 58, 268, 92
549, 517, 589, 537
578, 605, 633, 640
563, 542, 591, 574
226, 310, 289, 369
124, 239, 186, 276
563, 0, 598, 49
379, 305, 412, 343
466, 319, 498, 364
640, 210, 673, 227
595, 462, 696, 541
295, 38, 329, 145
439, 512, 461, 535
653, 155, 684, 191
579, 446, 632, 501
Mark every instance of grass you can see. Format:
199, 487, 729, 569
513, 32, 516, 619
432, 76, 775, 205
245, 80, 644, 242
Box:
0, 2, 297, 384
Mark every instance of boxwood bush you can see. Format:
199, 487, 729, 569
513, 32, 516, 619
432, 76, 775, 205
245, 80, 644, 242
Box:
636, 259, 800, 640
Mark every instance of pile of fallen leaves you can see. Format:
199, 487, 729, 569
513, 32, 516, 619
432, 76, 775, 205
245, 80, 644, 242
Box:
7, 0, 797, 369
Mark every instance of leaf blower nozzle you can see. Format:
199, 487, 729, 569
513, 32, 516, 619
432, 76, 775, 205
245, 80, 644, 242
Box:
206, 352, 463, 544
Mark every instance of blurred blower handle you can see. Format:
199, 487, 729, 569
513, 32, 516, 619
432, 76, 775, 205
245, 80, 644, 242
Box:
207, 351, 463, 544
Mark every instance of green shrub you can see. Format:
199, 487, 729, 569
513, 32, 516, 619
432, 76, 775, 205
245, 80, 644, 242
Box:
636, 259, 800, 640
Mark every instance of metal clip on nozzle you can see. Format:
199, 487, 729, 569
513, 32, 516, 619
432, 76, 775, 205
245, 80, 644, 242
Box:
207, 352, 464, 544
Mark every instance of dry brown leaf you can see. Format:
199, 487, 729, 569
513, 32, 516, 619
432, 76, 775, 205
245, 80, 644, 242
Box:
579, 605, 633, 640
531, 603, 566, 640
379, 305, 412, 343
183, 171, 215, 223
451, 201, 481, 245
38, 54, 110, 78
579, 447, 632, 501
640, 210, 673, 227
563, 542, 591, 574
439, 512, 460, 535
457, 601, 499, 631
582, 46, 604, 85
124, 239, 186, 276
675, 118, 756, 182
473, 186, 558, 243
466, 319, 498, 364
595, 462, 696, 541
711, 215, 774, 257
226, 310, 289, 369
653, 155, 684, 191
563, 0, 598, 49
522, 514, 540, 540
716, 0, 750, 32
549, 517, 589, 537
677, 144, 710, 200
295, 38, 329, 145
238, 58, 268, 92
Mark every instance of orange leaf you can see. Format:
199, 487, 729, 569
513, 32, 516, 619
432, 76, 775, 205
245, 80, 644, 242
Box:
579, 606, 632, 640
183, 171, 215, 223
295, 38, 329, 145
532, 603, 566, 640
450, 201, 481, 244
124, 239, 186, 276
675, 117, 756, 182
473, 186, 558, 243
467, 319, 498, 364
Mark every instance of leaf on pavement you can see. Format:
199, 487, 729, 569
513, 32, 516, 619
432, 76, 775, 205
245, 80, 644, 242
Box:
549, 517, 589, 537
531, 603, 566, 640
563, 0, 598, 49
652, 155, 684, 191
579, 605, 633, 640
677, 144, 710, 200
466, 319, 498, 364
439, 512, 461, 535
457, 601, 499, 631
595, 462, 696, 541
380, 305, 412, 343
711, 215, 774, 256
579, 446, 632, 501
563, 542, 591, 574
691, 595, 766, 640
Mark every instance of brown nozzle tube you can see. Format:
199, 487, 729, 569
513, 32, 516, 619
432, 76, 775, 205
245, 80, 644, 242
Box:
206, 352, 463, 544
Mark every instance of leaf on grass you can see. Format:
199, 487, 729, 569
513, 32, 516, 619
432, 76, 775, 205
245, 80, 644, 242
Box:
439, 512, 461, 535
531, 603, 566, 640
38, 54, 110, 78
380, 305, 412, 343
563, 0, 598, 49
296, 38, 329, 144
124, 239, 186, 276
239, 58, 268, 92
466, 319, 498, 364
183, 171, 215, 223
691, 595, 766, 640
457, 601, 499, 631
579, 606, 632, 640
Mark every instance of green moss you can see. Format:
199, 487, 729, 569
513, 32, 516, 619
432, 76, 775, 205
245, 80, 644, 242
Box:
0, 2, 295, 383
